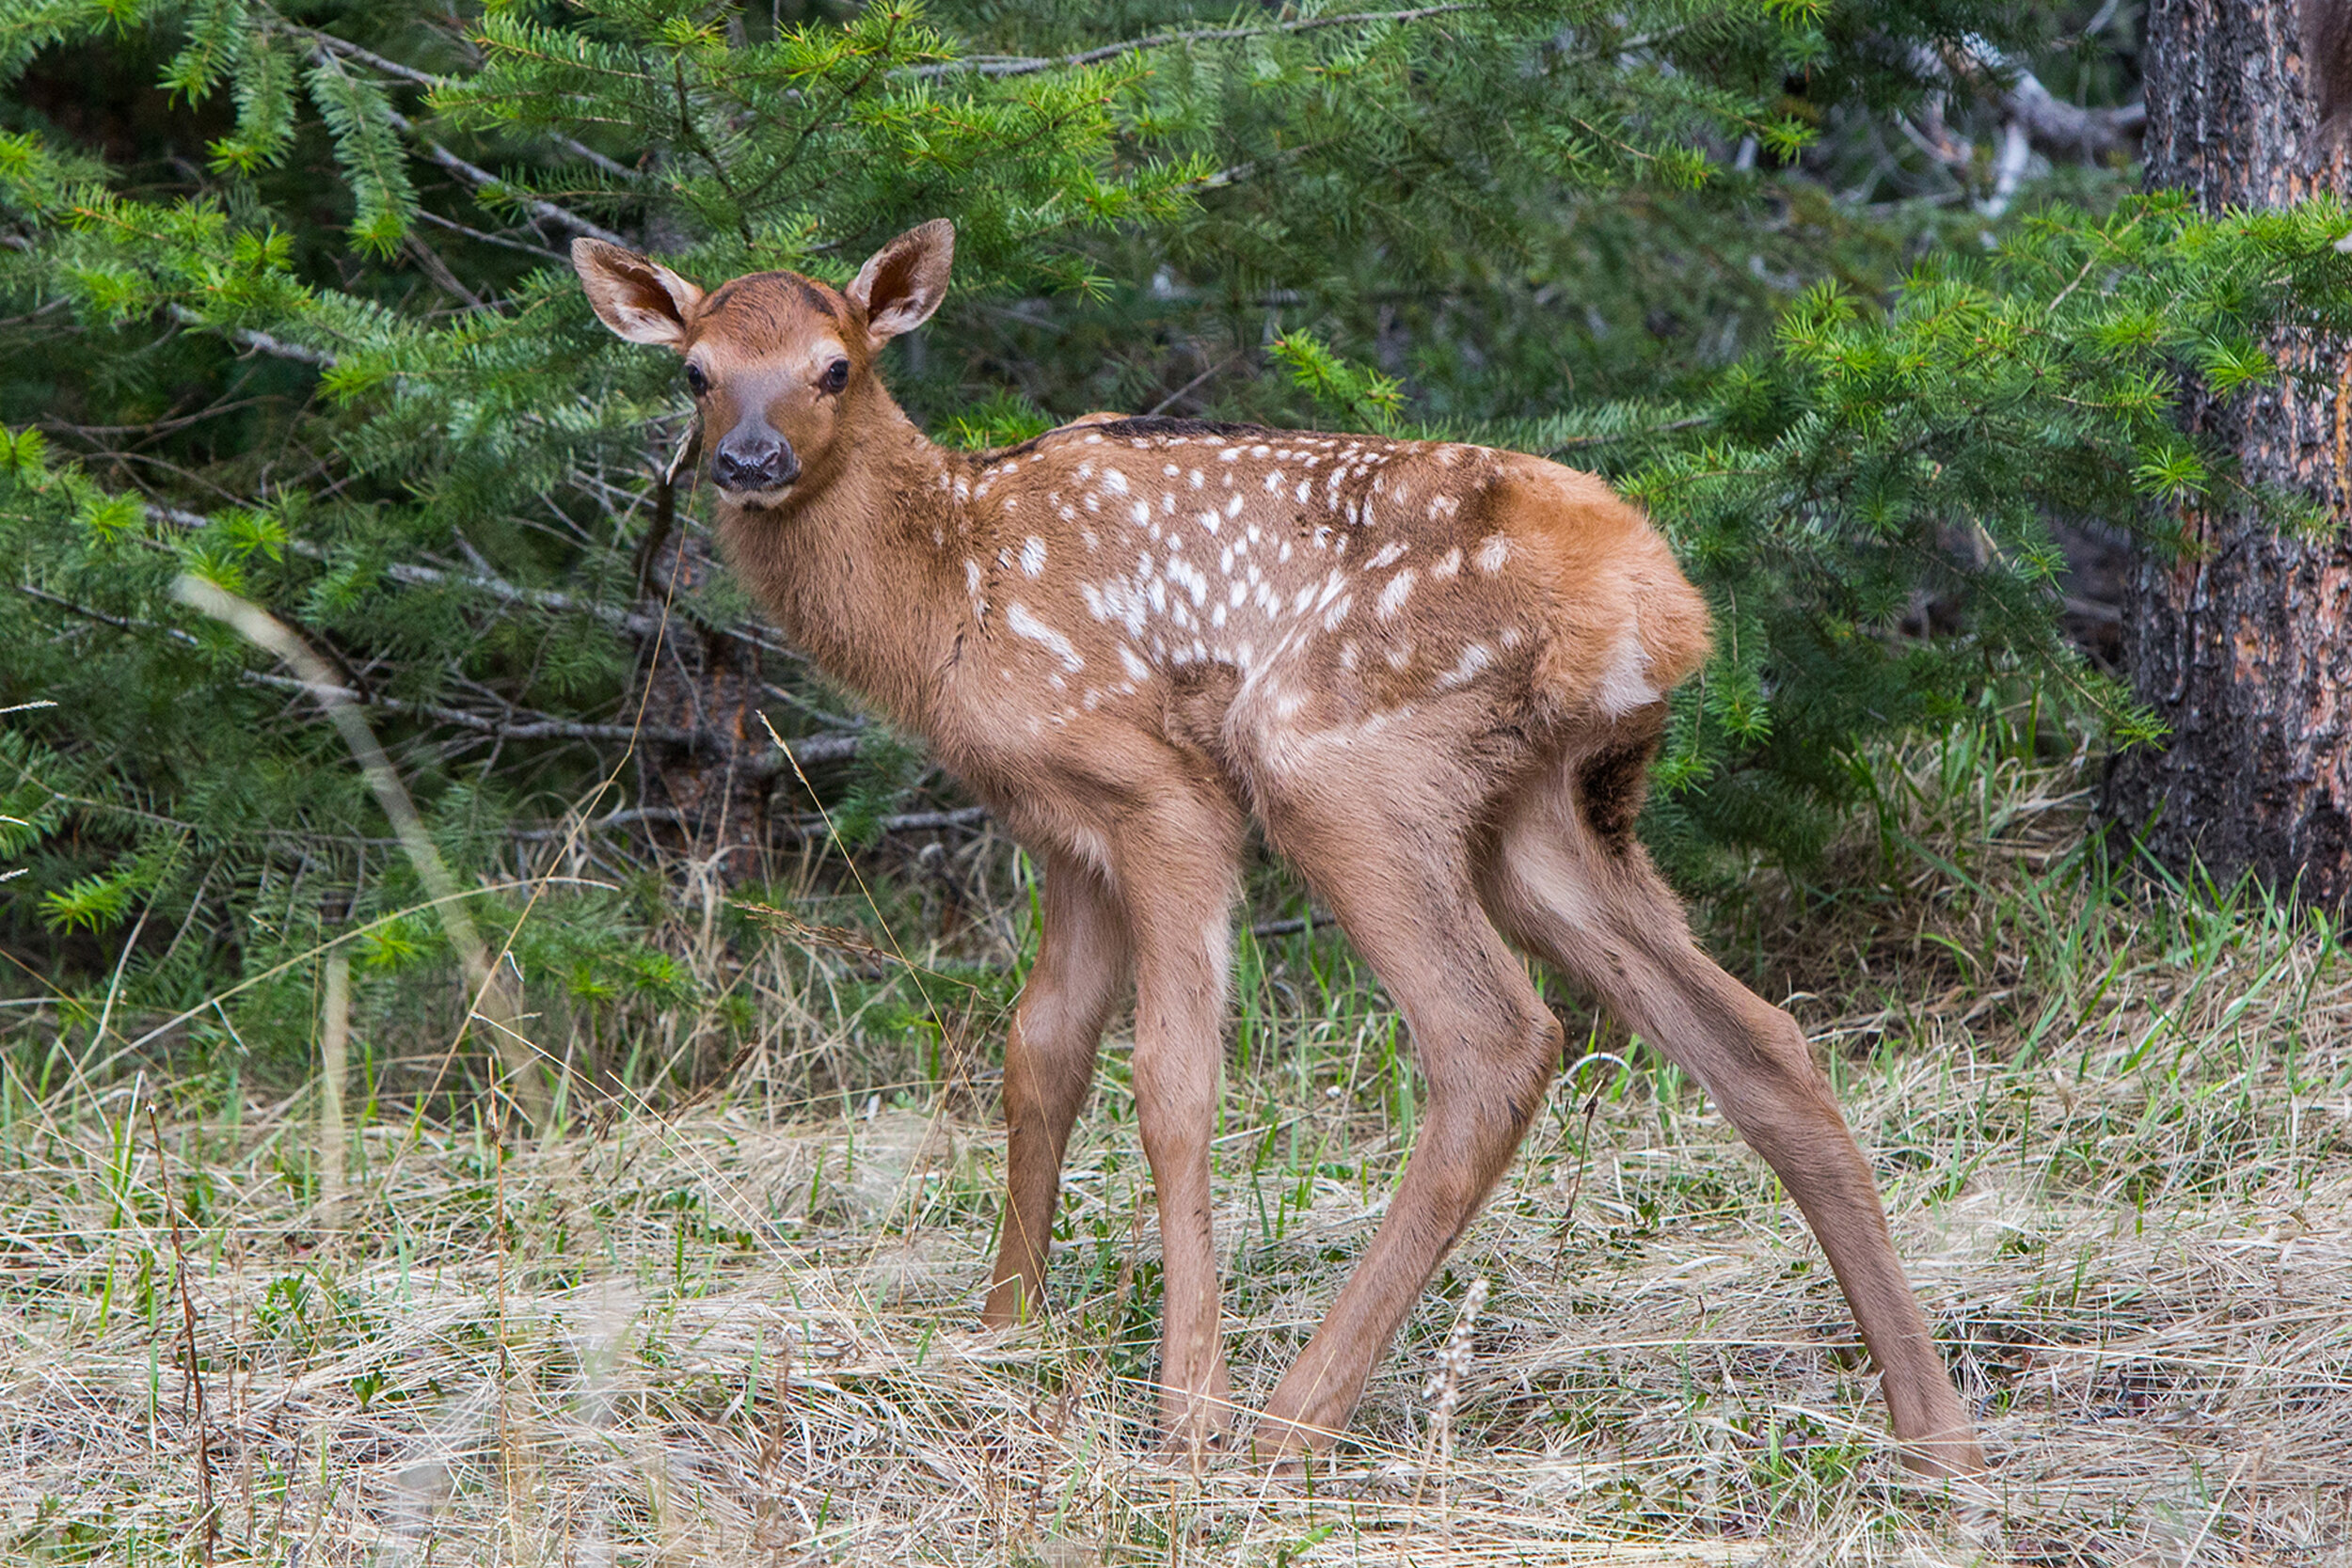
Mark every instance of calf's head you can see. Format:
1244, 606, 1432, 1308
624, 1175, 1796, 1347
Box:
573, 219, 955, 508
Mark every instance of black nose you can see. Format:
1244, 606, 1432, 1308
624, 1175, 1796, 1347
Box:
712, 427, 800, 491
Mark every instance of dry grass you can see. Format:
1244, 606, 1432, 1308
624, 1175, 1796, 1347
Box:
6, 727, 2352, 1565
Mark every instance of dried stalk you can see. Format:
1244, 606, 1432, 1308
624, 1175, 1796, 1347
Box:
172, 577, 545, 1127
148, 1104, 216, 1566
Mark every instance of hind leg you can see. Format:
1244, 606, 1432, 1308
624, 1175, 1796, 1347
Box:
1248, 781, 1565, 1458
1480, 742, 1984, 1479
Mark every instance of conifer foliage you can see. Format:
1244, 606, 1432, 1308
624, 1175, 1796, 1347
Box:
0, 0, 2346, 1074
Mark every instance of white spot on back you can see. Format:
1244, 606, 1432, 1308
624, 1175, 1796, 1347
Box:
1007, 602, 1086, 672
1375, 569, 1418, 620
1475, 534, 1511, 574
1436, 642, 1491, 690
1021, 537, 1048, 578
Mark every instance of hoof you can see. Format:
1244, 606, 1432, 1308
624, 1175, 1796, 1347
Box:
1152, 1426, 1231, 1474
1246, 1415, 1335, 1479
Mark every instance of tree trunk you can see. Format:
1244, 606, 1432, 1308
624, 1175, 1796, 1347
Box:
2107, 0, 2352, 905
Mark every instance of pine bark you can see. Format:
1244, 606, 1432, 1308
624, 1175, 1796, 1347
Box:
2107, 0, 2352, 905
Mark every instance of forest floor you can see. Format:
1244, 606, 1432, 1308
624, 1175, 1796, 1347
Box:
5, 729, 2352, 1565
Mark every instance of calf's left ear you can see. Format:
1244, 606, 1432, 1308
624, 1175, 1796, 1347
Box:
573, 239, 706, 349
848, 219, 954, 345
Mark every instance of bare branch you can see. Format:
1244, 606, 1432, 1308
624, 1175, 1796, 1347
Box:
167, 305, 339, 367
387, 107, 634, 248
516, 800, 978, 842
1911, 39, 2144, 165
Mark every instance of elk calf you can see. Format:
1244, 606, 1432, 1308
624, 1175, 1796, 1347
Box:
576, 220, 1985, 1479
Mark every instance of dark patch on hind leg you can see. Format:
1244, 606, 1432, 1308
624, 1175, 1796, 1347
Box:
1576, 730, 1660, 848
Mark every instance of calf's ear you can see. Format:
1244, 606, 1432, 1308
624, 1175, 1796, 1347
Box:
573, 239, 705, 349
847, 219, 954, 345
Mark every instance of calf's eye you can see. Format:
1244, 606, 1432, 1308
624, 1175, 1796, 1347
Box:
684, 362, 709, 396
820, 357, 850, 394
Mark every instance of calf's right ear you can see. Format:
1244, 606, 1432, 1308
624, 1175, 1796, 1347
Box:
573, 239, 706, 349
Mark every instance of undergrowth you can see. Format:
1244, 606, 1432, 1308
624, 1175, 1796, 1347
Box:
3, 717, 2350, 1564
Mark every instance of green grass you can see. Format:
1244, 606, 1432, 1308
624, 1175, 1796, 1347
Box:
4, 727, 2351, 1563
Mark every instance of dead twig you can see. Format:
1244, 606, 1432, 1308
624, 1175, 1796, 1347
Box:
148, 1103, 217, 1566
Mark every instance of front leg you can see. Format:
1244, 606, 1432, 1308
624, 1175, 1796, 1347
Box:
984, 853, 1130, 1326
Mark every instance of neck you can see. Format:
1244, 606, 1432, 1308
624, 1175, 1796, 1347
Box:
710, 387, 967, 732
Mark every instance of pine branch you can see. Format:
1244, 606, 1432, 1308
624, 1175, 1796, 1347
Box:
914, 4, 1483, 79
16, 582, 722, 750
296, 40, 631, 247
299, 28, 644, 182
140, 503, 836, 694
145, 503, 672, 636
